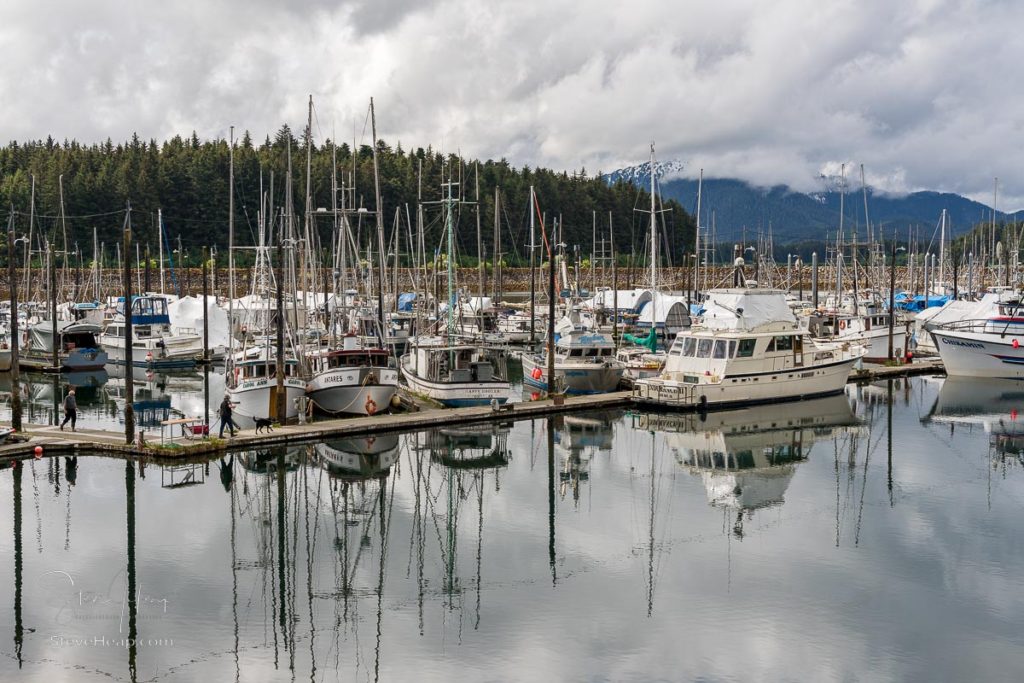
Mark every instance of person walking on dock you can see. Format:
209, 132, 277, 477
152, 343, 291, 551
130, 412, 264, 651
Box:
219, 393, 238, 438
60, 389, 77, 432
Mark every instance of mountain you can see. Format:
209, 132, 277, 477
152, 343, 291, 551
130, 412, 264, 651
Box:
607, 162, 1009, 245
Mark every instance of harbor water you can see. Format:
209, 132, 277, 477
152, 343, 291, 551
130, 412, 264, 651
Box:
2, 373, 1024, 681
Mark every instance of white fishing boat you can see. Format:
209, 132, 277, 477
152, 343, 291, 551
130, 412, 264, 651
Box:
805, 308, 908, 363
400, 336, 510, 407
228, 347, 307, 421
305, 335, 399, 416
632, 288, 866, 410
522, 310, 624, 395
100, 295, 203, 368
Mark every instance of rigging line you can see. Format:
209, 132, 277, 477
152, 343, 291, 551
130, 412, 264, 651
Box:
8, 208, 125, 220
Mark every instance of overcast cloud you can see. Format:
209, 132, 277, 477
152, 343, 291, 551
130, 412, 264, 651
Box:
2, 0, 1023, 206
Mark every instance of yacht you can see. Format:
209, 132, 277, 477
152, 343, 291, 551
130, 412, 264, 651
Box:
305, 335, 399, 416
804, 294, 908, 362
632, 288, 866, 410
100, 295, 203, 368
522, 310, 625, 394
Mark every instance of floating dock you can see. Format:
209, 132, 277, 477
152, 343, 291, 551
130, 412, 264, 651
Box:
0, 358, 946, 462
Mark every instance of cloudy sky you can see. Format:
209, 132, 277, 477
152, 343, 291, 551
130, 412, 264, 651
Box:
2, 0, 1023, 206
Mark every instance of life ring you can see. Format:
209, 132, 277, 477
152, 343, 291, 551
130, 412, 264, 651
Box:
839, 320, 847, 330
531, 367, 543, 380
365, 395, 378, 416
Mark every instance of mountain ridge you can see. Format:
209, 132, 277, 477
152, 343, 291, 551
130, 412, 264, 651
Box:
606, 162, 1014, 244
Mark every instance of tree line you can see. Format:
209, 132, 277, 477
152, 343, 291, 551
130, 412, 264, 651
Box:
0, 129, 695, 270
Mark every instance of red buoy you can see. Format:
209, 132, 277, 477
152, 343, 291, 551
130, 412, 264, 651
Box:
1014, 339, 1020, 349
531, 367, 543, 380
33, 446, 43, 458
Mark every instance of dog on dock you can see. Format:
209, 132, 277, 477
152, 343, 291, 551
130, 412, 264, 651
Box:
254, 418, 274, 434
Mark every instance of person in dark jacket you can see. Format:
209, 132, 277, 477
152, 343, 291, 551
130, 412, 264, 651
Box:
219, 394, 238, 438
60, 389, 77, 432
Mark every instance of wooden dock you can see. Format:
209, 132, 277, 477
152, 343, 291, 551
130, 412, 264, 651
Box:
0, 358, 947, 463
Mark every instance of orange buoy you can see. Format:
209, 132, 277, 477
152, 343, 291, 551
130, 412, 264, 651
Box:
365, 395, 378, 416
33, 446, 42, 458
531, 367, 543, 380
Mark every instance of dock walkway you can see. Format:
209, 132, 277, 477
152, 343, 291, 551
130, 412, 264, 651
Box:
0, 358, 946, 462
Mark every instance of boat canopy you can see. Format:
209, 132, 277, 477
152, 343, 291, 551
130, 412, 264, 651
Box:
29, 320, 102, 352
698, 289, 796, 332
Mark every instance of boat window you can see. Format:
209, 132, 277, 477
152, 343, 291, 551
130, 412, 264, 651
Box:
766, 338, 776, 352
697, 338, 713, 358
713, 340, 727, 359
775, 335, 793, 351
601, 347, 613, 356
728, 340, 737, 358
737, 338, 757, 357
683, 338, 696, 356
669, 341, 683, 356
585, 348, 600, 357
568, 348, 583, 357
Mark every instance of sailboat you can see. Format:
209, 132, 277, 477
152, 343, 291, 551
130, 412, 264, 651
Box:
400, 173, 511, 406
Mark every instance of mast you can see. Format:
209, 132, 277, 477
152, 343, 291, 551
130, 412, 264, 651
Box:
493, 186, 501, 302
529, 186, 537, 345
939, 209, 946, 295
228, 126, 235, 366
370, 98, 387, 348
476, 163, 484, 304
695, 169, 703, 300
648, 143, 657, 294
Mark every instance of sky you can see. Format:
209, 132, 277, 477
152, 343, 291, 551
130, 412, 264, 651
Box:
2, 0, 1023, 207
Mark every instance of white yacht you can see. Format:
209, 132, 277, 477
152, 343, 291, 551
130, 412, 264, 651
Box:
522, 310, 625, 395
305, 335, 399, 416
632, 288, 866, 411
100, 295, 203, 368
400, 336, 510, 407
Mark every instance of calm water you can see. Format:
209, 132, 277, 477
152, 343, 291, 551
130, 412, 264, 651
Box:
2, 374, 1024, 681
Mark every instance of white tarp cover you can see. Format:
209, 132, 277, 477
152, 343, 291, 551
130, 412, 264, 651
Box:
168, 296, 230, 351
637, 293, 690, 327
583, 288, 651, 313
699, 289, 795, 331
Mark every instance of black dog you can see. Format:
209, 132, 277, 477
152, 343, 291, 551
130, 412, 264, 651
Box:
254, 418, 274, 434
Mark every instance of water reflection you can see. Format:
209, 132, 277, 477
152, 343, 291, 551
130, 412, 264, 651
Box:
6, 380, 1024, 681
925, 376, 1024, 469
641, 396, 861, 528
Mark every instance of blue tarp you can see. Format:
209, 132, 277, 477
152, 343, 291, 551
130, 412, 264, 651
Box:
397, 293, 417, 312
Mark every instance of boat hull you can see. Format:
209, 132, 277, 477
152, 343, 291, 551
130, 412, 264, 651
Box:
632, 357, 859, 411
521, 353, 624, 395
228, 378, 307, 420
307, 367, 399, 415
931, 328, 1024, 378
101, 335, 201, 368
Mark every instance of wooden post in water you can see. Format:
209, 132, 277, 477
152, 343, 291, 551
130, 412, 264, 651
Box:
49, 243, 57, 371
123, 210, 135, 445
202, 246, 210, 430
8, 212, 22, 431
547, 219, 556, 396
888, 238, 896, 362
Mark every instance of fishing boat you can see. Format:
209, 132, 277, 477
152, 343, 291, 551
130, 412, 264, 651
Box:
522, 309, 624, 394
228, 346, 307, 420
100, 295, 203, 368
314, 434, 400, 480
401, 337, 510, 406
930, 296, 1024, 377
21, 319, 108, 371
632, 288, 866, 411
805, 306, 908, 362
400, 168, 511, 407
305, 335, 399, 416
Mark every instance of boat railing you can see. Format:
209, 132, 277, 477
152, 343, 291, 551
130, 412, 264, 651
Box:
938, 317, 1021, 334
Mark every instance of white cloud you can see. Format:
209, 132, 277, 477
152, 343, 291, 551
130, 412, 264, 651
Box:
2, 0, 1023, 206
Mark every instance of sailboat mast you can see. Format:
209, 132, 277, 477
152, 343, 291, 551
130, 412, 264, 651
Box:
695, 169, 703, 300
228, 126, 235, 362
370, 98, 387, 347
649, 143, 657, 294
939, 209, 946, 294
529, 186, 536, 345
158, 208, 165, 294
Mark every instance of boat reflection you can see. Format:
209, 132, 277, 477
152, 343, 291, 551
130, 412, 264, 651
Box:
924, 376, 1024, 464
555, 410, 620, 503
314, 434, 400, 480
638, 395, 861, 534
420, 424, 512, 469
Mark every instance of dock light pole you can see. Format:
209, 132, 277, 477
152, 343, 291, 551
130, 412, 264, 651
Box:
889, 241, 905, 362
202, 246, 209, 431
